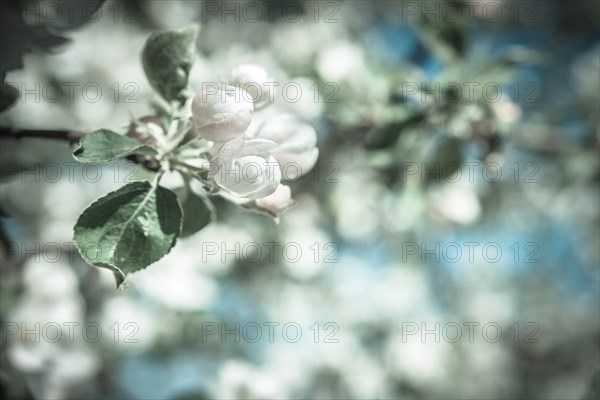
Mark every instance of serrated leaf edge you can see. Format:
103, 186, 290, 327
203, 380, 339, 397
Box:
73, 180, 183, 288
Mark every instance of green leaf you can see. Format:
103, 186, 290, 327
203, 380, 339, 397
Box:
0, 82, 19, 113
175, 189, 215, 238
141, 24, 200, 102
73, 181, 182, 287
73, 129, 157, 163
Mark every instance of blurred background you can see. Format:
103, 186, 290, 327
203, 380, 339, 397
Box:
0, 0, 599, 399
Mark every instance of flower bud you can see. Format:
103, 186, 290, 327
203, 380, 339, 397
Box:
127, 115, 165, 148
191, 86, 253, 142
256, 114, 319, 180
209, 138, 281, 199
255, 184, 293, 215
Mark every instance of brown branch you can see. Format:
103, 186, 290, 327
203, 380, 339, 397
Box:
0, 126, 85, 143
0, 126, 159, 171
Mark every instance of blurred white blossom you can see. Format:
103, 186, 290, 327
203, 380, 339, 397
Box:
228, 64, 274, 109
253, 114, 319, 180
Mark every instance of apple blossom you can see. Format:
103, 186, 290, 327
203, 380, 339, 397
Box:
254, 114, 319, 180
228, 64, 273, 109
209, 138, 282, 199
191, 86, 253, 142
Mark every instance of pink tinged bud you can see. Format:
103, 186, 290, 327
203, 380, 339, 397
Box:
256, 114, 319, 180
256, 184, 293, 215
191, 86, 254, 142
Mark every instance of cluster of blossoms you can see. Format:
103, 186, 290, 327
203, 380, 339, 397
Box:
130, 65, 319, 217
70, 26, 320, 284
190, 65, 319, 215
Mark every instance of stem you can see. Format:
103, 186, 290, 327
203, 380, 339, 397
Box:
0, 126, 85, 143
152, 95, 173, 116
170, 159, 210, 173
166, 119, 179, 140
152, 169, 165, 187
178, 174, 192, 203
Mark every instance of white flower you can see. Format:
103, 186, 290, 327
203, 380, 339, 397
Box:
228, 64, 274, 109
256, 184, 293, 215
209, 138, 281, 199
255, 114, 319, 180
188, 73, 319, 202
191, 86, 253, 142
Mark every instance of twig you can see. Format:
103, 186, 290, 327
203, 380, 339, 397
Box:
0, 126, 159, 171
0, 126, 85, 143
